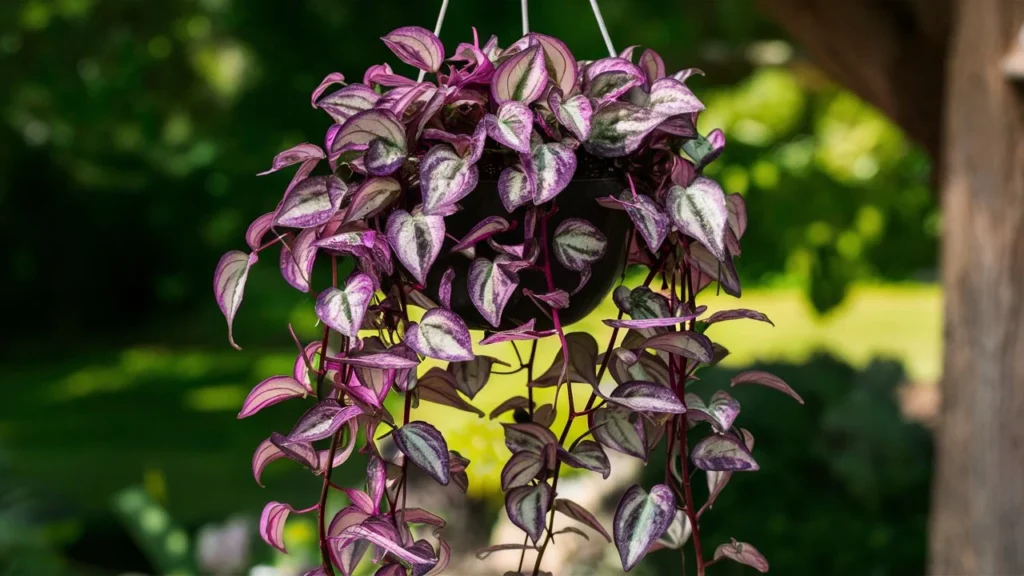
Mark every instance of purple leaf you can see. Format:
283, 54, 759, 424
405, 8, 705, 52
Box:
704, 308, 773, 326
468, 258, 520, 328
245, 211, 276, 251
363, 62, 415, 87
554, 498, 611, 542
394, 421, 451, 485
502, 422, 558, 455
688, 243, 741, 297
587, 69, 643, 103
648, 77, 705, 116
343, 177, 402, 224
386, 210, 445, 285
559, 440, 610, 479
479, 319, 556, 345
419, 144, 480, 215
381, 26, 445, 72
333, 519, 436, 567
614, 484, 676, 571
615, 286, 671, 320
584, 101, 666, 158
591, 407, 647, 460
280, 228, 319, 292
314, 229, 376, 255
448, 355, 500, 399
608, 349, 669, 386
316, 84, 380, 124
490, 396, 532, 420
607, 381, 686, 414
731, 370, 804, 404
270, 432, 320, 470
672, 67, 705, 83
526, 142, 577, 205
438, 267, 455, 309
292, 340, 318, 391
713, 539, 770, 573
553, 218, 607, 272
333, 110, 407, 174
214, 251, 258, 350
328, 507, 371, 575
341, 488, 375, 516
258, 143, 326, 176
524, 288, 570, 310
498, 162, 534, 212
424, 538, 451, 576
405, 308, 474, 362
315, 273, 375, 338
683, 128, 726, 170
238, 376, 307, 419
259, 501, 295, 553
505, 483, 552, 544
288, 399, 361, 443
416, 367, 484, 417
501, 450, 543, 490
252, 437, 285, 487
640, 331, 714, 363
692, 434, 759, 472
376, 83, 432, 116
451, 216, 510, 252
666, 177, 729, 261
602, 308, 704, 329
310, 72, 345, 106
485, 101, 533, 153
491, 45, 548, 104
276, 175, 347, 229
330, 350, 421, 370
366, 455, 386, 512
548, 89, 593, 140
705, 469, 732, 513
727, 192, 747, 239
532, 332, 599, 387
638, 49, 665, 85
531, 33, 578, 94
613, 191, 669, 253
654, 510, 691, 551
695, 390, 740, 431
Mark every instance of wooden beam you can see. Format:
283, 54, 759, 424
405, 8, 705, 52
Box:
755, 0, 947, 160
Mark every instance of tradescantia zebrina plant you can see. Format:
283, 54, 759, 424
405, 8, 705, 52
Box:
213, 24, 803, 576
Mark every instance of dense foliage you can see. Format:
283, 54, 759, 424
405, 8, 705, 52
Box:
216, 23, 809, 575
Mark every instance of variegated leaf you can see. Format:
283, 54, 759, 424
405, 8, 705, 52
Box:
647, 77, 705, 116
405, 307, 474, 362
527, 142, 577, 205
385, 210, 445, 285
613, 484, 676, 571
491, 45, 548, 104
666, 177, 729, 261
280, 228, 319, 292
276, 175, 347, 229
498, 162, 533, 212
393, 421, 451, 485
485, 101, 533, 153
214, 251, 258, 350
468, 258, 519, 328
315, 273, 375, 337
614, 190, 669, 253
315, 84, 379, 124
531, 33, 578, 94
381, 26, 445, 72
342, 177, 402, 224
584, 101, 666, 158
548, 89, 593, 140
238, 375, 306, 419
420, 144, 480, 215
505, 483, 552, 544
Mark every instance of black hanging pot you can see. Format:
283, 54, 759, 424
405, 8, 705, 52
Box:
423, 150, 630, 331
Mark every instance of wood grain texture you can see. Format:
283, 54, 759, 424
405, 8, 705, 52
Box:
930, 0, 1024, 573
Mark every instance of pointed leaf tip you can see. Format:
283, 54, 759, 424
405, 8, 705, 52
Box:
393, 421, 451, 485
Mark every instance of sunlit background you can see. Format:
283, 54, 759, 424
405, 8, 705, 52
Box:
0, 0, 937, 574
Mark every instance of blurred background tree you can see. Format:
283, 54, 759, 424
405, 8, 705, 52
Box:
0, 0, 958, 574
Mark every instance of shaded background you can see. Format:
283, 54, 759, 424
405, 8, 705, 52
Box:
0, 0, 940, 574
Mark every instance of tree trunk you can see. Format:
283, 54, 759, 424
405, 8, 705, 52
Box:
930, 0, 1024, 573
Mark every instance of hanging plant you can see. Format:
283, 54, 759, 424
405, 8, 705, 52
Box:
214, 3, 801, 574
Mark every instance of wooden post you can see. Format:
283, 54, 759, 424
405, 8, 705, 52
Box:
929, 0, 1024, 573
